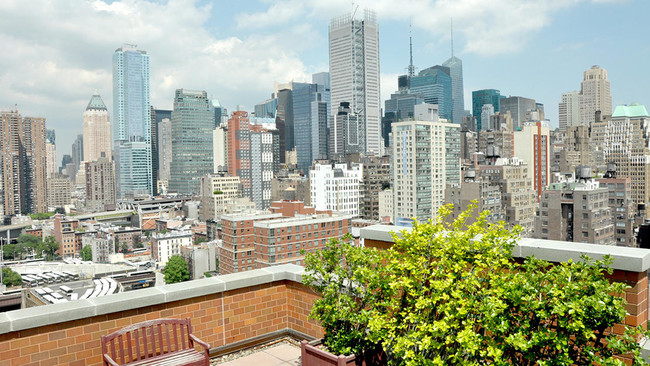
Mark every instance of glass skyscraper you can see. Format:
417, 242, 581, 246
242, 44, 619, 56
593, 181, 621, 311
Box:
112, 44, 152, 198
169, 89, 215, 195
442, 56, 464, 125
292, 82, 328, 173
409, 66, 452, 121
472, 89, 502, 132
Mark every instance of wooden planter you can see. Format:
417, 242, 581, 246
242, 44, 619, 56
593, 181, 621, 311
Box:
300, 339, 387, 366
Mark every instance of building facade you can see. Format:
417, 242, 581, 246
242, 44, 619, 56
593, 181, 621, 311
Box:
472, 89, 501, 132
152, 230, 193, 266
199, 174, 241, 221
360, 155, 390, 221
580, 65, 612, 126
47, 175, 72, 209
310, 163, 362, 217
409, 65, 452, 121
85, 156, 116, 213
513, 121, 550, 199
83, 92, 112, 163
0, 110, 48, 215
442, 55, 465, 125
329, 10, 381, 155
112, 44, 152, 198
169, 89, 215, 195
499, 96, 536, 131
559, 91, 580, 131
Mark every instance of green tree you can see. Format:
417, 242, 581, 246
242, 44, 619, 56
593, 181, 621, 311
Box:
81, 245, 92, 261
163, 255, 189, 284
16, 234, 42, 258
39, 236, 59, 261
303, 234, 389, 357
2, 244, 17, 260
366, 204, 650, 365
2, 267, 22, 287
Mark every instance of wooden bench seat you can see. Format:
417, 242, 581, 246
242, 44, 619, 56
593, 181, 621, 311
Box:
101, 318, 210, 366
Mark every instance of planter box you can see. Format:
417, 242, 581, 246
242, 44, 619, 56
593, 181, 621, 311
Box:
300, 339, 387, 366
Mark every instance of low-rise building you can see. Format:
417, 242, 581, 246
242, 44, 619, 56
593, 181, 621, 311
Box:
151, 229, 193, 266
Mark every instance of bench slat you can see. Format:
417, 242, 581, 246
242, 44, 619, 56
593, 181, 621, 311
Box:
165, 323, 171, 354
173, 323, 179, 352
134, 328, 141, 361
125, 349, 205, 366
157, 323, 163, 355
119, 334, 125, 364
143, 325, 149, 359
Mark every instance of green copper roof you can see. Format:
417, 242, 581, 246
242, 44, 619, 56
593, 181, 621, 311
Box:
86, 93, 107, 111
612, 103, 649, 118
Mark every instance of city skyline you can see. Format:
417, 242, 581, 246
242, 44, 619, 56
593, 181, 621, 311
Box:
0, 0, 648, 160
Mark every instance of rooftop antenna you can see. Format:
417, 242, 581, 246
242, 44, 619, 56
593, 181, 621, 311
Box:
450, 17, 454, 58
408, 23, 415, 78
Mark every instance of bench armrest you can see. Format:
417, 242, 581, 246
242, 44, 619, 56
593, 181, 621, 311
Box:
103, 353, 120, 366
189, 334, 211, 351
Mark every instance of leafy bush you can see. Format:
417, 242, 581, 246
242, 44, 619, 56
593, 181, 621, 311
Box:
163, 255, 190, 284
2, 267, 22, 287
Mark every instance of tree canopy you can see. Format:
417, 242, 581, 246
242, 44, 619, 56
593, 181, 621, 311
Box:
2, 267, 22, 287
40, 236, 59, 261
81, 245, 92, 261
163, 255, 189, 284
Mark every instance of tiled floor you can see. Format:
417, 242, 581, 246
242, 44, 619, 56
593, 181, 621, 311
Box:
213, 342, 301, 366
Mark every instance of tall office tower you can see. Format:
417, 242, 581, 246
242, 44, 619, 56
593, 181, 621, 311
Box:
85, 155, 116, 212
0, 110, 47, 214
292, 82, 328, 173
59, 154, 72, 175
442, 56, 464, 124
157, 116, 171, 183
591, 104, 650, 218
559, 91, 581, 131
250, 125, 279, 209
228, 111, 251, 198
580, 65, 612, 126
329, 102, 360, 159
112, 44, 152, 198
409, 66, 453, 120
169, 89, 215, 195
83, 92, 111, 164
535, 172, 614, 246
71, 134, 83, 180
499, 96, 537, 130
312, 72, 331, 118
481, 104, 495, 130
275, 88, 293, 162
45, 129, 56, 178
382, 92, 424, 147
391, 104, 461, 226
472, 89, 502, 132
46, 140, 56, 178
255, 98, 277, 118
513, 121, 550, 199
213, 125, 227, 173
310, 163, 363, 217
329, 10, 381, 156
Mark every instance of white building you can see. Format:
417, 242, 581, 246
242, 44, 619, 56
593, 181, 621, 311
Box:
199, 174, 241, 221
329, 9, 381, 155
152, 229, 193, 267
310, 163, 362, 217
579, 65, 612, 126
392, 105, 461, 226
378, 188, 393, 223
82, 233, 115, 263
559, 91, 580, 130
513, 121, 551, 199
213, 125, 227, 173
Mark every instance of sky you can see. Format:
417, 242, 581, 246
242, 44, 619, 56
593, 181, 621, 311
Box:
1, 0, 648, 165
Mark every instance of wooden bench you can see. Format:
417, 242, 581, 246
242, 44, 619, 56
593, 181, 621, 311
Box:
101, 318, 210, 366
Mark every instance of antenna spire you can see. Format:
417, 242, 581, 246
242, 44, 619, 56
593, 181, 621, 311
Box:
408, 23, 415, 78
450, 17, 454, 57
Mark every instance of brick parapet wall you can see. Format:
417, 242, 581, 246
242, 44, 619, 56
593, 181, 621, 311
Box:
0, 265, 322, 366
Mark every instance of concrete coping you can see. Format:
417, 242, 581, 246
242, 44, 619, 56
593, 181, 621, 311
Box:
360, 224, 650, 273
0, 264, 306, 335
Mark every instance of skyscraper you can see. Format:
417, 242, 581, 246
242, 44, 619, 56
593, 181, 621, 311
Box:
85, 155, 116, 212
71, 134, 83, 181
409, 65, 453, 120
46, 132, 56, 179
169, 89, 215, 195
472, 89, 502, 132
112, 44, 152, 198
442, 55, 465, 124
292, 82, 328, 173
559, 91, 581, 131
0, 110, 47, 214
499, 96, 537, 130
83, 92, 111, 163
580, 65, 612, 125
329, 9, 381, 156
152, 108, 172, 194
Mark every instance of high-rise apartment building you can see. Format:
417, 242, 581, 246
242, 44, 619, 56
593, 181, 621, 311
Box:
47, 174, 72, 209
391, 105, 461, 226
153, 108, 172, 193
46, 140, 56, 179
83, 92, 112, 163
310, 163, 362, 217
580, 65, 612, 126
442, 55, 465, 125
169, 89, 215, 195
597, 172, 636, 247
157, 115, 171, 183
329, 10, 381, 155
591, 104, 650, 217
446, 173, 504, 225
409, 66, 452, 121
85, 155, 116, 213
513, 121, 550, 199
535, 173, 614, 246
112, 44, 152, 198
360, 155, 390, 221
558, 91, 580, 130
472, 89, 501, 132
329, 102, 360, 159
213, 125, 227, 173
0, 110, 47, 214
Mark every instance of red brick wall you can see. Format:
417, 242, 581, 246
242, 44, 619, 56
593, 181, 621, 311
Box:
0, 280, 323, 366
